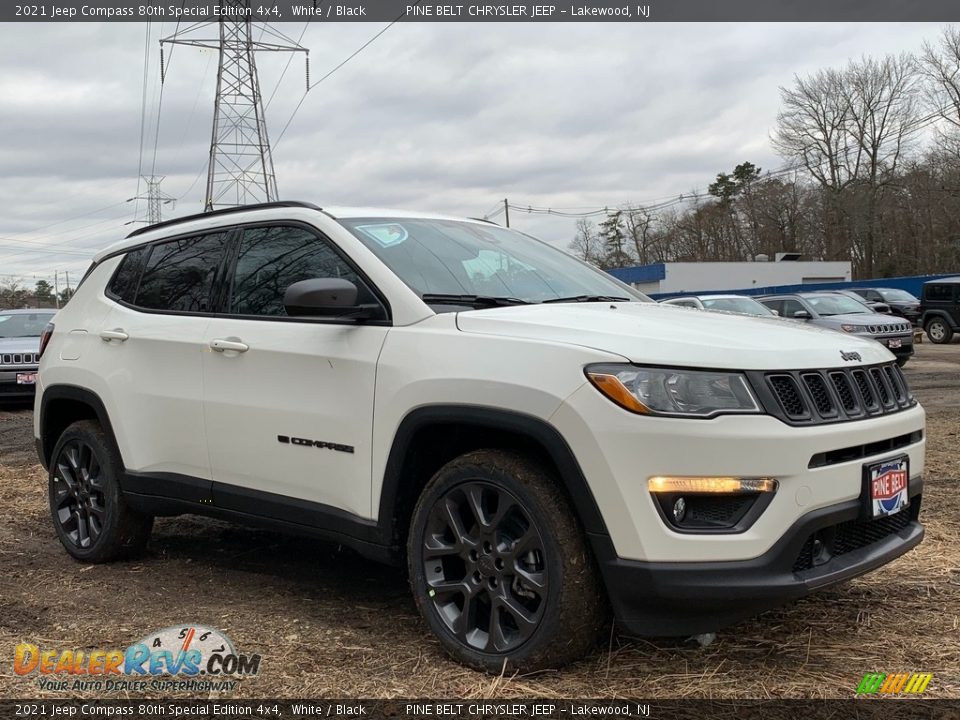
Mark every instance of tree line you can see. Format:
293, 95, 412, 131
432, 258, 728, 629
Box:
0, 279, 73, 309
570, 26, 960, 279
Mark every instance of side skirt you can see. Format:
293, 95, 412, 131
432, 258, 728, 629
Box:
121, 471, 397, 565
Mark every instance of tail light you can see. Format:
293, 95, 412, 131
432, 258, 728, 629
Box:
38, 323, 55, 359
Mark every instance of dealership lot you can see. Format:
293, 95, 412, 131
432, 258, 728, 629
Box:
1, 343, 958, 699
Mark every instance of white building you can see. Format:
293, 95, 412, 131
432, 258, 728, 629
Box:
608, 259, 852, 296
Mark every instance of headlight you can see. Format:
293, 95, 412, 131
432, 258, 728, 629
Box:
585, 364, 761, 418
840, 324, 868, 333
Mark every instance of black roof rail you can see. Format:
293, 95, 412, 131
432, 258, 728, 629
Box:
125, 201, 323, 238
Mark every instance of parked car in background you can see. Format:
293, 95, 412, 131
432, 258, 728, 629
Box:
920, 277, 960, 344
758, 293, 914, 366
660, 294, 779, 317
0, 309, 56, 400
826, 289, 891, 315
851, 288, 922, 325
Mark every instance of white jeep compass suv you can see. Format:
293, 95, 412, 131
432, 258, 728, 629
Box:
35, 202, 925, 671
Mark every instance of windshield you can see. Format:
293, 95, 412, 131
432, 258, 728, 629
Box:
805, 295, 870, 316
0, 312, 54, 338
700, 297, 775, 316
877, 289, 918, 303
339, 217, 650, 307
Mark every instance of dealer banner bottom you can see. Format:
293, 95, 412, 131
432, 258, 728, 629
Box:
2, 699, 959, 720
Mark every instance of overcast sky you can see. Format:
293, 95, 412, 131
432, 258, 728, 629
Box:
0, 21, 947, 288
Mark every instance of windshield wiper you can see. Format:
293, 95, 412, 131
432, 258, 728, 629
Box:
541, 295, 632, 304
420, 293, 531, 308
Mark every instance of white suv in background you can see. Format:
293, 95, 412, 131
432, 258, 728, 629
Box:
35, 202, 925, 671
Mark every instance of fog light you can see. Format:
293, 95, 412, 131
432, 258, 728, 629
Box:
673, 497, 687, 522
648, 476, 778, 494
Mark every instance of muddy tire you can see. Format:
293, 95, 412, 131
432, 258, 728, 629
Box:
48, 420, 153, 562
408, 449, 606, 672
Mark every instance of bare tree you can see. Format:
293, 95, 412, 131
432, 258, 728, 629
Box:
920, 25, 960, 157
568, 219, 604, 266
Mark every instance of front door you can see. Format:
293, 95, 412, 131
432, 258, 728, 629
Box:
201, 224, 389, 521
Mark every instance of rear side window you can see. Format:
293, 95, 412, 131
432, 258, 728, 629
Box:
106, 247, 148, 303
228, 225, 375, 317
135, 233, 228, 313
925, 284, 954, 302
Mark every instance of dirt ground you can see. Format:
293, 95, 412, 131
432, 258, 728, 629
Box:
0, 344, 958, 700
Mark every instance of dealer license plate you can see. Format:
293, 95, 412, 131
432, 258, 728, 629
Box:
888, 338, 902, 349
16, 372, 37, 385
866, 456, 909, 518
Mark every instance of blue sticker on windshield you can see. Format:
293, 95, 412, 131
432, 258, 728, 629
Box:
355, 223, 409, 247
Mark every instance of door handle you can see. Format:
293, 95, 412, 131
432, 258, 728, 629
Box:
209, 338, 249, 354
100, 329, 129, 343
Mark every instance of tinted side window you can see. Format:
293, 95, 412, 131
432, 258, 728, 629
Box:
925, 284, 954, 302
135, 233, 228, 312
107, 247, 148, 303
229, 226, 374, 317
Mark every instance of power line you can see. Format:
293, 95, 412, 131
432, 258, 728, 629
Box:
273, 5, 420, 150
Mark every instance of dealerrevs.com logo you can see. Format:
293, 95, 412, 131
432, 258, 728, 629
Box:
14, 624, 260, 693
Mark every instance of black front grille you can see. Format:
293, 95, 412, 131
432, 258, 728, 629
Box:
792, 506, 914, 573
752, 361, 915, 426
768, 375, 808, 419
803, 373, 836, 417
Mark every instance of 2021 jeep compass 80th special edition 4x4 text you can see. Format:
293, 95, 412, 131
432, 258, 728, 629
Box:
35, 202, 925, 671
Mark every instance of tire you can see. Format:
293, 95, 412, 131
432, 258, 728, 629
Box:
926, 318, 953, 344
407, 449, 606, 672
48, 420, 153, 562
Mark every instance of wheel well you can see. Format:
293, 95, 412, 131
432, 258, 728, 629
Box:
40, 398, 98, 467
387, 421, 574, 551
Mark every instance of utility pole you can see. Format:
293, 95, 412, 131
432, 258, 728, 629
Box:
162, 3, 309, 211
131, 175, 177, 225
504, 198, 510, 228
53, 271, 60, 309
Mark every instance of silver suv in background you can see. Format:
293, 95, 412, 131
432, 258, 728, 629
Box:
660, 294, 779, 317
759, 293, 913, 366
0, 309, 56, 401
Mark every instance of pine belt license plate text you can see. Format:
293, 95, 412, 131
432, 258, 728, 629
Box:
867, 456, 909, 518
888, 338, 902, 349
16, 373, 37, 385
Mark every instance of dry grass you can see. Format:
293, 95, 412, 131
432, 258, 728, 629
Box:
0, 344, 958, 699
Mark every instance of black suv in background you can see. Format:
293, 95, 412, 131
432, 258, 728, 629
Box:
852, 288, 922, 325
920, 277, 960, 344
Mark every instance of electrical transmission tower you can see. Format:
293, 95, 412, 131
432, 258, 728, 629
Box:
162, 2, 309, 210
132, 175, 177, 224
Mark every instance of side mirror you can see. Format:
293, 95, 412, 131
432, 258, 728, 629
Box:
770, 309, 780, 316
283, 278, 376, 319
792, 310, 811, 320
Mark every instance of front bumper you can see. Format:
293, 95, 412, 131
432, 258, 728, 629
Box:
0, 369, 39, 398
596, 485, 923, 636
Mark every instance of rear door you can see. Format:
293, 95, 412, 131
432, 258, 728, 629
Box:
201, 223, 390, 521
100, 231, 231, 491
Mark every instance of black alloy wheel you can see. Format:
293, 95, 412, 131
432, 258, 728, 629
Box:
52, 439, 107, 549
408, 449, 606, 672
48, 420, 153, 562
421, 481, 547, 653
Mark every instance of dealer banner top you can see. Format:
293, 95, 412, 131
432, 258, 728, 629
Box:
7, 0, 960, 22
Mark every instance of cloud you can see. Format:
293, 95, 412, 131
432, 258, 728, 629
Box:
0, 20, 945, 283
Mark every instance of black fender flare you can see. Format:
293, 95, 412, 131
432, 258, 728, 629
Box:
376, 405, 610, 543
37, 384, 119, 470
922, 310, 955, 329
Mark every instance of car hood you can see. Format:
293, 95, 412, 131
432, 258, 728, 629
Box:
455, 302, 893, 370
0, 336, 41, 354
